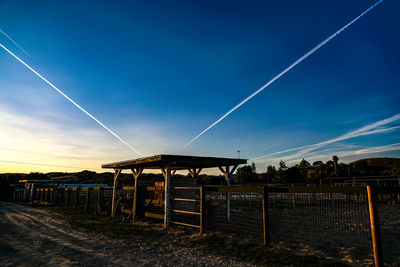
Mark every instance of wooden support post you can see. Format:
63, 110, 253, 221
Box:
97, 187, 102, 215
85, 188, 91, 212
51, 189, 55, 204
59, 189, 63, 207
262, 186, 270, 246
131, 168, 143, 222
219, 165, 236, 220
65, 189, 70, 208
74, 188, 79, 210
163, 165, 171, 228
111, 169, 122, 217
200, 186, 206, 234
367, 185, 384, 267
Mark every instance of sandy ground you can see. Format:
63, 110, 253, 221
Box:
0, 201, 254, 267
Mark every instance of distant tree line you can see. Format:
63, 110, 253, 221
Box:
232, 156, 400, 184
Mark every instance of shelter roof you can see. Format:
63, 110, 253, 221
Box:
102, 154, 247, 170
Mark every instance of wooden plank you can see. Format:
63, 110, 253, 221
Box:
145, 212, 163, 220
172, 209, 201, 215
146, 186, 164, 191
367, 186, 384, 267
122, 208, 131, 214
173, 187, 200, 190
170, 221, 201, 229
172, 198, 199, 202
122, 186, 135, 190
206, 186, 262, 193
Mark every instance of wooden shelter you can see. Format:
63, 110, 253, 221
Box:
102, 154, 247, 228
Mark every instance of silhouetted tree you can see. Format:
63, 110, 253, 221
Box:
235, 165, 258, 184
266, 165, 277, 183
276, 160, 288, 183
332, 155, 339, 177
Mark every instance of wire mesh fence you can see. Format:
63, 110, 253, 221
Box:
268, 191, 372, 259
14, 183, 400, 265
206, 191, 263, 236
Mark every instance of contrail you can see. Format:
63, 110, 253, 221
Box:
184, 0, 383, 147
0, 42, 142, 156
252, 113, 400, 161
0, 28, 30, 57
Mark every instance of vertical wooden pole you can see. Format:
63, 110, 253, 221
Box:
97, 187, 102, 215
200, 186, 206, 233
367, 185, 384, 267
65, 188, 70, 208
111, 169, 121, 217
164, 165, 171, 229
131, 168, 142, 222
59, 189, 63, 207
85, 188, 90, 212
262, 186, 270, 246
132, 176, 139, 221
74, 188, 79, 210
51, 189, 55, 204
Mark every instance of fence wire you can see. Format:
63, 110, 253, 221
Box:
269, 192, 372, 259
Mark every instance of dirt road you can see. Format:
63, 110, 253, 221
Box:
0, 201, 253, 267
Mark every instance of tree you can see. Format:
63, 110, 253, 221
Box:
251, 162, 256, 173
266, 165, 277, 183
299, 159, 311, 179
235, 165, 258, 184
332, 155, 339, 177
276, 160, 288, 183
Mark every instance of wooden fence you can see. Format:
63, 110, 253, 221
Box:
15, 184, 400, 267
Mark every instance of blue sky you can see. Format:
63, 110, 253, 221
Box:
0, 0, 399, 173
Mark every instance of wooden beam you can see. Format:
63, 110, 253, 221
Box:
111, 169, 122, 217
229, 164, 238, 176
218, 166, 226, 175
131, 168, 142, 222
188, 168, 195, 178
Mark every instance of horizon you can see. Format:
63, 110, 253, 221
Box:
1, 0, 399, 174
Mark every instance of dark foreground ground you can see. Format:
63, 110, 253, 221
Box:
0, 201, 348, 266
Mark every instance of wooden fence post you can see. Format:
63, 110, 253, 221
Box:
97, 187, 102, 215
74, 188, 79, 210
262, 186, 270, 246
85, 188, 91, 212
65, 189, 70, 208
367, 185, 384, 267
59, 189, 63, 207
200, 186, 206, 233
51, 189, 55, 204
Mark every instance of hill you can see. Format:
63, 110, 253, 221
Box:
349, 157, 400, 168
